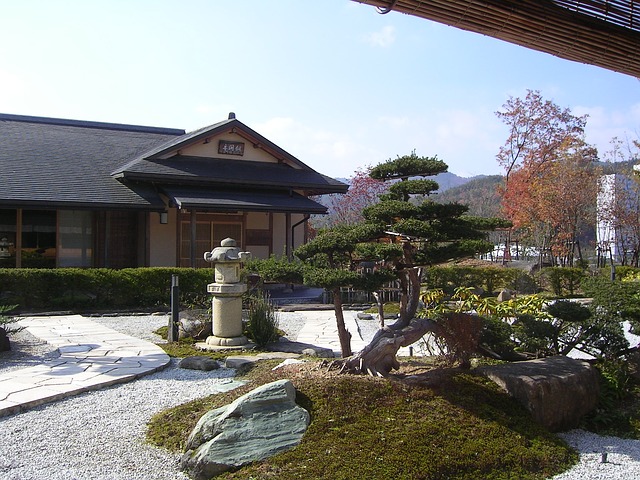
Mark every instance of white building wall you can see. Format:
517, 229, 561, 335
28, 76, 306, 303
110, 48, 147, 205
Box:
596, 172, 639, 262
596, 174, 617, 256
149, 209, 177, 266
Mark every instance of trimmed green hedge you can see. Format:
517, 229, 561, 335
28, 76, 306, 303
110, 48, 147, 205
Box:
8, 265, 637, 312
536, 267, 586, 297
423, 266, 536, 295
424, 265, 640, 299
0, 268, 213, 312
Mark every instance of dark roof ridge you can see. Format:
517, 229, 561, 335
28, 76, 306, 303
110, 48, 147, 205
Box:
0, 113, 185, 136
139, 118, 234, 159
113, 116, 315, 175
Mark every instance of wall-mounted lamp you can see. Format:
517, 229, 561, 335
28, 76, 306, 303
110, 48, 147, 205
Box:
160, 212, 169, 224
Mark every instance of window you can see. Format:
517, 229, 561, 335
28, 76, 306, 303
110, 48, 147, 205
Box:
22, 210, 56, 268
0, 209, 16, 268
58, 210, 93, 267
179, 214, 243, 267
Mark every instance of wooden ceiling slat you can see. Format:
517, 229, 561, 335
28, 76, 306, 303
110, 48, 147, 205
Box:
352, 0, 640, 77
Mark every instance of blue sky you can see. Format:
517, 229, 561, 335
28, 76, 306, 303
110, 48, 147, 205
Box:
1, 0, 639, 178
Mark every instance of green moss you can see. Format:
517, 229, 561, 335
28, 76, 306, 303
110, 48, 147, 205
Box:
147, 363, 577, 480
364, 302, 401, 315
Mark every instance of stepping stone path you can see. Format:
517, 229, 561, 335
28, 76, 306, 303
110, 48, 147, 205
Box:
0, 315, 170, 417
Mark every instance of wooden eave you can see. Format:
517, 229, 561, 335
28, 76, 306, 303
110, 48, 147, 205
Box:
352, 0, 640, 78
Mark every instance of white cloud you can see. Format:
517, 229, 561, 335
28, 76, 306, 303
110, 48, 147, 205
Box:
254, 116, 383, 177
254, 110, 507, 179
371, 109, 504, 177
377, 115, 410, 128
574, 103, 640, 157
363, 25, 396, 48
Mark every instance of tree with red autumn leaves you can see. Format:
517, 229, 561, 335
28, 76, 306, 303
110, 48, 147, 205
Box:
314, 167, 389, 229
496, 90, 601, 266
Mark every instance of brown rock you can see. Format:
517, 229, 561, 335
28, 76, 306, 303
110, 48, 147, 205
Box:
479, 356, 599, 431
179, 356, 220, 371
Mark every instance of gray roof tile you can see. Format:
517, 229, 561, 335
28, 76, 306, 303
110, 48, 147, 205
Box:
162, 187, 328, 213
0, 115, 182, 209
116, 156, 347, 194
0, 113, 347, 210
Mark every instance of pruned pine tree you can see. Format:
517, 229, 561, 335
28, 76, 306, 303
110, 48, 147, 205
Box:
297, 152, 511, 375
295, 223, 397, 357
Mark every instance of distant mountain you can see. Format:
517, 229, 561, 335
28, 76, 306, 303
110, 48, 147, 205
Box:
328, 160, 638, 224
433, 175, 504, 218
332, 172, 502, 216
335, 171, 477, 193
434, 172, 475, 192
599, 159, 638, 175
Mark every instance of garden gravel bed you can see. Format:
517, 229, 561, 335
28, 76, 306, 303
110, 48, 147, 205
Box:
0, 313, 639, 479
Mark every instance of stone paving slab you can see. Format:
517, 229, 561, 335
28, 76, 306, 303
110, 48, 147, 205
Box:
0, 310, 421, 417
0, 315, 170, 417
295, 310, 415, 357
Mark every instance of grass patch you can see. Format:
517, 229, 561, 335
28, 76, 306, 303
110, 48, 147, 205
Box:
153, 326, 227, 361
365, 302, 401, 316
153, 326, 280, 361
147, 361, 577, 479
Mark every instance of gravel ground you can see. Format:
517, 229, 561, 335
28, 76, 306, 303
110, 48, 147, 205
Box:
0, 328, 60, 375
552, 430, 640, 480
1, 313, 640, 479
1, 315, 244, 480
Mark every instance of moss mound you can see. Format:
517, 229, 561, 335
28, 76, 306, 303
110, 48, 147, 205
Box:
147, 362, 576, 479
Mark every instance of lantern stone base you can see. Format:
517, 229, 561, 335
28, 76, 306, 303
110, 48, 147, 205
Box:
197, 336, 254, 352
206, 334, 250, 347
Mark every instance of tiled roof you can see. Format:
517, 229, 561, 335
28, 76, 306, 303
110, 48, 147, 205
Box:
115, 156, 347, 194
114, 117, 323, 173
0, 113, 346, 210
162, 187, 328, 214
113, 119, 233, 174
0, 114, 182, 209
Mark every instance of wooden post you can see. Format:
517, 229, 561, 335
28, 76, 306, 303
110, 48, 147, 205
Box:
190, 210, 197, 267
168, 274, 180, 342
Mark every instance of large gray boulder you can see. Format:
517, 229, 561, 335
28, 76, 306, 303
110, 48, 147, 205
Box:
181, 379, 310, 479
179, 356, 220, 371
479, 355, 600, 432
179, 310, 212, 340
264, 339, 334, 358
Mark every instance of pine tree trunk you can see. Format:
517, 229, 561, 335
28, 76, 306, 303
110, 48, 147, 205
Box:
373, 291, 385, 328
332, 287, 352, 357
337, 318, 441, 376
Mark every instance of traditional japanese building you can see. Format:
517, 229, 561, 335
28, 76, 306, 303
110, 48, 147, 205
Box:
0, 112, 347, 268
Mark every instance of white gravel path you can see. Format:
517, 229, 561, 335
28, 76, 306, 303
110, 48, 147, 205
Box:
1, 312, 639, 479
0, 315, 242, 480
552, 430, 640, 480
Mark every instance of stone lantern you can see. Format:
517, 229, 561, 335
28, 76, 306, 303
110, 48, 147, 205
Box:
203, 238, 252, 348
0, 238, 12, 259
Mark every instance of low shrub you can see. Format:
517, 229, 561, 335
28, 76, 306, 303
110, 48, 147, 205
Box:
583, 359, 637, 435
537, 267, 586, 297
245, 294, 280, 347
0, 304, 22, 347
0, 267, 212, 312
423, 266, 529, 296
